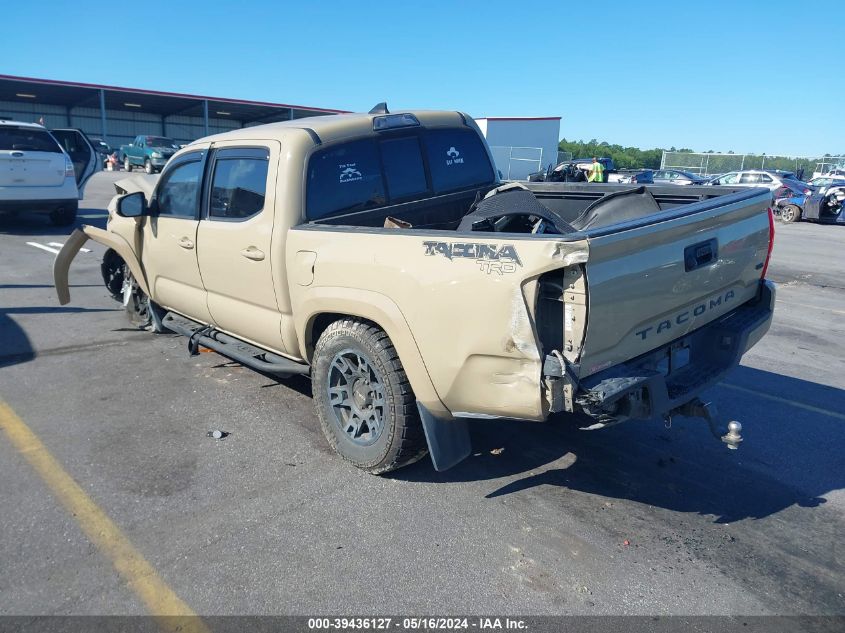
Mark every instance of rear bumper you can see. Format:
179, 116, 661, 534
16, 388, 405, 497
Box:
574, 280, 775, 424
0, 198, 79, 213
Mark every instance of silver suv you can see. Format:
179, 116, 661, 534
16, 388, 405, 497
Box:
707, 170, 808, 193
0, 120, 100, 225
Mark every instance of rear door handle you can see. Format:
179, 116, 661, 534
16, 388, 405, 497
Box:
240, 246, 265, 261
177, 237, 195, 249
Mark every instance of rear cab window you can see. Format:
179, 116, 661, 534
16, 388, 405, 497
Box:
306, 139, 386, 220
305, 126, 494, 221
0, 127, 62, 153
423, 129, 494, 194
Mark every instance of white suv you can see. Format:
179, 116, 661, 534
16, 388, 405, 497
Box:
0, 120, 99, 225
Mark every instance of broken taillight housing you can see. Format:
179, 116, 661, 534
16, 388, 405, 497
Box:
760, 207, 775, 279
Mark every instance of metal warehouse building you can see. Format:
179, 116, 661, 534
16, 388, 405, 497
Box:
0, 74, 347, 148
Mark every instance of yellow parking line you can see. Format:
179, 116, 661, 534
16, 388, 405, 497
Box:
720, 383, 845, 422
0, 400, 210, 633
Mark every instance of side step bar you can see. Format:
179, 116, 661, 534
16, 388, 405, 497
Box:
162, 312, 310, 378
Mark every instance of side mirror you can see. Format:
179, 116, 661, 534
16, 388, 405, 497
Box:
116, 191, 147, 217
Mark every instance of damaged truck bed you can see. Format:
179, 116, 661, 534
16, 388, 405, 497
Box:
54, 106, 775, 473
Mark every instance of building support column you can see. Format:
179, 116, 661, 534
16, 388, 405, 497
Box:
203, 100, 209, 137
99, 89, 108, 143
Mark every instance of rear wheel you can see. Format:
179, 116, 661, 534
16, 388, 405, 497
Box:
312, 318, 427, 474
124, 156, 132, 172
49, 202, 78, 226
144, 159, 153, 174
781, 204, 801, 223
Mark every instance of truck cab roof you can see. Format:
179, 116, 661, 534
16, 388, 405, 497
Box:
190, 110, 471, 147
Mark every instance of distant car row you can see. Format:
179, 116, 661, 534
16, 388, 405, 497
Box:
86, 135, 184, 174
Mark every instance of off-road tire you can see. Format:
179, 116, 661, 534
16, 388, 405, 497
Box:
144, 159, 153, 174
49, 202, 78, 226
312, 318, 428, 474
124, 156, 132, 172
781, 204, 801, 223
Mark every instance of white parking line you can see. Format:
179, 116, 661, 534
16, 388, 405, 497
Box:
720, 382, 845, 422
776, 299, 845, 316
48, 242, 90, 253
25, 242, 61, 255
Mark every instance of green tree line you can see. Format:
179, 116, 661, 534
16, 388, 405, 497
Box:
558, 139, 676, 170
559, 138, 842, 176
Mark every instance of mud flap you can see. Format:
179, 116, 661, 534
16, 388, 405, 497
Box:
417, 403, 471, 471
53, 229, 91, 305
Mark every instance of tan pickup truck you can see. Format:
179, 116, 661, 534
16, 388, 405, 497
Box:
55, 106, 776, 473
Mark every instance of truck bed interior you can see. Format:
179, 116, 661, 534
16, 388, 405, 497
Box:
309, 183, 748, 235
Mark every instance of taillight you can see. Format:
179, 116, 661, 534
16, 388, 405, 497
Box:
64, 156, 75, 178
760, 207, 775, 279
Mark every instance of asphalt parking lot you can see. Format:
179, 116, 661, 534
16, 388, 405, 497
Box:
1, 172, 843, 617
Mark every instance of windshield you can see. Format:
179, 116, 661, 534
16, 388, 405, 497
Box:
0, 127, 62, 153
146, 136, 177, 148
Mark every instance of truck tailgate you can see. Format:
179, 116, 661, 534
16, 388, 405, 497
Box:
578, 188, 772, 378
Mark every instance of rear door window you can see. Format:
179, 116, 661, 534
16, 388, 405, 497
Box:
380, 136, 428, 200
0, 127, 62, 153
209, 148, 269, 220
307, 139, 386, 220
423, 128, 494, 193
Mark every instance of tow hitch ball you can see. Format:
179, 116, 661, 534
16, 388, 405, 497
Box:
676, 399, 743, 449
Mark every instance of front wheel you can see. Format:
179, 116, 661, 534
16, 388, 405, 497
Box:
144, 159, 153, 174
780, 204, 802, 223
121, 266, 166, 333
124, 156, 132, 172
312, 318, 428, 474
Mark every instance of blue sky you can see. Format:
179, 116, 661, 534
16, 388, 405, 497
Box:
3, 0, 843, 156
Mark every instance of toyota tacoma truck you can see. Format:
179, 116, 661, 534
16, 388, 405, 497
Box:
54, 106, 776, 474
120, 135, 179, 174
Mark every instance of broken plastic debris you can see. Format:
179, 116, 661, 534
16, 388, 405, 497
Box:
490, 447, 505, 455
623, 539, 630, 546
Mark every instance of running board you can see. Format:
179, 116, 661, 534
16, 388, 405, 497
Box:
162, 312, 310, 377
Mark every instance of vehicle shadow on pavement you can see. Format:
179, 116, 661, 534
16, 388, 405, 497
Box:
392, 365, 845, 524
0, 305, 116, 369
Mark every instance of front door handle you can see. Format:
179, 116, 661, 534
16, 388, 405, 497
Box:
240, 246, 265, 261
177, 237, 195, 249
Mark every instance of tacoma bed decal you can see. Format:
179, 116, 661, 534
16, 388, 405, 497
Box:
422, 241, 522, 274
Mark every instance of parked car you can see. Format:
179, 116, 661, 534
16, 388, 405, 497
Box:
609, 169, 653, 184
120, 135, 179, 174
90, 137, 113, 167
0, 120, 100, 225
799, 185, 845, 225
652, 169, 708, 186
808, 175, 845, 192
56, 107, 775, 474
773, 181, 813, 223
707, 170, 812, 194
529, 157, 615, 183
